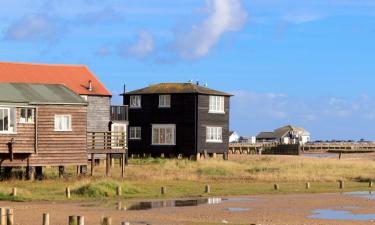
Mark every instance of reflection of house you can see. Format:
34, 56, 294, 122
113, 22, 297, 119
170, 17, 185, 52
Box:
256, 125, 310, 144
229, 131, 240, 143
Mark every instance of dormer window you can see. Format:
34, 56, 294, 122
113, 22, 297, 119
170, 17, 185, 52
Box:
130, 95, 141, 108
209, 96, 225, 113
159, 95, 171, 108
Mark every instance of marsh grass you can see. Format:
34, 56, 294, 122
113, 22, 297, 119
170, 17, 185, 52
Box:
0, 155, 374, 201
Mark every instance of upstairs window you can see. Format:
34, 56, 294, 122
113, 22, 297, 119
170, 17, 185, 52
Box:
206, 127, 223, 143
209, 96, 225, 113
20, 108, 35, 124
130, 95, 141, 108
0, 107, 16, 133
54, 115, 72, 131
129, 127, 141, 140
159, 95, 171, 108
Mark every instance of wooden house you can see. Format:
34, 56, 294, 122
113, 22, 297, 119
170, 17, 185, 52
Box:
122, 83, 232, 159
256, 125, 311, 144
0, 83, 87, 177
0, 62, 128, 134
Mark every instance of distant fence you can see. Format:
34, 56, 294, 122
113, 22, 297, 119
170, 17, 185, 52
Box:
301, 143, 375, 153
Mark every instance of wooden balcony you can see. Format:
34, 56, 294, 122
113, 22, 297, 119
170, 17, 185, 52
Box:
87, 132, 127, 154
110, 105, 128, 121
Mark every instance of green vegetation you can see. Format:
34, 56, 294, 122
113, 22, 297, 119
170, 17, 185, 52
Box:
0, 154, 375, 201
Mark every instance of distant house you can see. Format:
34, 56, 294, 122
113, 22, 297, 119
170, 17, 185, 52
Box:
229, 131, 240, 143
256, 125, 310, 144
122, 83, 232, 159
0, 83, 87, 176
239, 136, 256, 144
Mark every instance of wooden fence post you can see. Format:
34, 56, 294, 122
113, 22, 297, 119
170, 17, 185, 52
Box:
6, 208, 13, 225
43, 213, 49, 225
306, 182, 311, 189
121, 222, 130, 225
0, 207, 6, 225
205, 185, 211, 194
11, 188, 17, 197
69, 216, 77, 225
77, 216, 84, 225
370, 181, 373, 188
274, 184, 279, 190
116, 186, 122, 196
66, 187, 71, 199
339, 180, 344, 189
161, 186, 166, 195
101, 217, 112, 225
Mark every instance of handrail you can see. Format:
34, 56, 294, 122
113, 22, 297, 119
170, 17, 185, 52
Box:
87, 132, 127, 152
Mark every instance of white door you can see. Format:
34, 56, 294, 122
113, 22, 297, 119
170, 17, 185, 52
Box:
111, 123, 127, 148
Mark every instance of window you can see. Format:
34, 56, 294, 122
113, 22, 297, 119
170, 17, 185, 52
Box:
129, 127, 141, 140
54, 115, 72, 131
130, 95, 141, 108
20, 108, 35, 124
0, 107, 16, 133
159, 95, 171, 108
152, 124, 176, 145
209, 96, 225, 113
206, 127, 223, 143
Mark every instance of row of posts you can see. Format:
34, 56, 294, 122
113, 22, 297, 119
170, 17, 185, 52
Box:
273, 180, 374, 190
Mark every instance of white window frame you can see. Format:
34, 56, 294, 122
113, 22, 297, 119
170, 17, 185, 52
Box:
130, 95, 141, 108
54, 115, 72, 132
0, 107, 16, 134
159, 95, 171, 108
206, 127, 223, 143
209, 96, 225, 114
19, 108, 35, 124
129, 126, 142, 140
151, 124, 176, 146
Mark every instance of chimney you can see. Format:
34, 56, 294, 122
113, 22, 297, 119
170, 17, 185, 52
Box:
123, 84, 126, 94
88, 80, 93, 92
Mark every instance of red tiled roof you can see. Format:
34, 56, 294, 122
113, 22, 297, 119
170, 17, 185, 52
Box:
0, 62, 112, 96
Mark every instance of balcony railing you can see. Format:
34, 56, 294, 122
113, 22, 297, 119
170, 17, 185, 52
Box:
110, 105, 128, 121
87, 132, 127, 153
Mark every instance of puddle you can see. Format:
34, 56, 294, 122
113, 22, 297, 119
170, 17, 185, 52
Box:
303, 153, 338, 158
124, 197, 255, 211
227, 207, 250, 212
309, 209, 375, 221
345, 191, 375, 199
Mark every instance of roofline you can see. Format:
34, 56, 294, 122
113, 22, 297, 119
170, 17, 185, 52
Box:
0, 61, 87, 68
121, 92, 233, 96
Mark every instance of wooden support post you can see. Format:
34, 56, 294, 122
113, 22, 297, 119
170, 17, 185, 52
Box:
161, 186, 166, 195
306, 182, 311, 190
91, 153, 95, 176
42, 213, 49, 225
66, 187, 71, 199
339, 180, 344, 189
117, 202, 122, 210
106, 154, 110, 177
116, 186, 122, 196
121, 153, 125, 179
274, 184, 279, 190
101, 217, 112, 225
0, 207, 7, 225
205, 185, 211, 194
26, 166, 35, 181
110, 156, 115, 168
58, 166, 64, 178
11, 188, 17, 197
6, 208, 13, 225
76, 166, 80, 175
69, 216, 77, 225
77, 216, 84, 225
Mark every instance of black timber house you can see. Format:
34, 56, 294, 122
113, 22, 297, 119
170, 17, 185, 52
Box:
122, 83, 232, 159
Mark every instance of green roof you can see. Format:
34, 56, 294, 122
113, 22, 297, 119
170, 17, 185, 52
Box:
123, 83, 233, 96
0, 83, 87, 105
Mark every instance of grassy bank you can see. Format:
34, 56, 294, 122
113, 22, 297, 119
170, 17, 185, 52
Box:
0, 154, 375, 201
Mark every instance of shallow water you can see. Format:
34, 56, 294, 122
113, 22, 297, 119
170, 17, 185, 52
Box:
125, 197, 255, 211
345, 191, 375, 199
227, 207, 251, 212
309, 209, 375, 221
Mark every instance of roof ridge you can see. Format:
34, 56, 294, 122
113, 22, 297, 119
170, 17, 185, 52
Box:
0, 61, 87, 68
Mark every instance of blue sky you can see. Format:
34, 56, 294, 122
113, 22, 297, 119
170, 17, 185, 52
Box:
1, 0, 375, 140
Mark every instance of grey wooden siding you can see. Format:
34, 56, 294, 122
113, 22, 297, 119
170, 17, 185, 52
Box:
197, 95, 230, 154
86, 96, 111, 132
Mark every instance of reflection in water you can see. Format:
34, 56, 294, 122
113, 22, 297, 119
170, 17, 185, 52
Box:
309, 209, 375, 221
345, 191, 375, 199
126, 197, 223, 211
227, 207, 250, 212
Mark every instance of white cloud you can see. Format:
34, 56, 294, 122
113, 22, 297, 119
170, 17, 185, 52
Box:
3, 14, 65, 42
121, 30, 155, 58
175, 0, 248, 59
282, 12, 323, 24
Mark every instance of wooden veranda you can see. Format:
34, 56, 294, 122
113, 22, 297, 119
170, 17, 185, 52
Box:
87, 132, 127, 178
